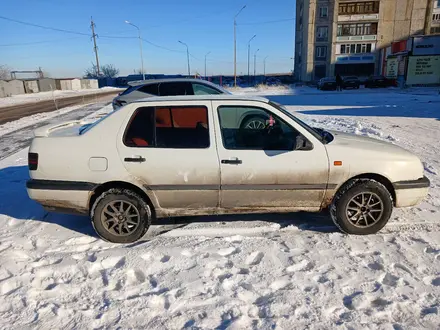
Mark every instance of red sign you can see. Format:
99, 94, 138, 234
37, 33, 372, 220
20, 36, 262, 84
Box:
391, 40, 407, 54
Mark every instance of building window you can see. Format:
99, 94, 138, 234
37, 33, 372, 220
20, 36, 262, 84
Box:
316, 26, 329, 41
316, 46, 327, 59
319, 7, 328, 18
433, 13, 440, 21
339, 1, 380, 15
337, 23, 378, 36
431, 26, 440, 34
338, 43, 374, 54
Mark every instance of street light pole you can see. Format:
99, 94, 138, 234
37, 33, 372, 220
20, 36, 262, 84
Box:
205, 51, 211, 80
254, 48, 259, 84
234, 5, 246, 87
178, 40, 191, 76
125, 20, 145, 81
247, 34, 256, 85
264, 56, 268, 76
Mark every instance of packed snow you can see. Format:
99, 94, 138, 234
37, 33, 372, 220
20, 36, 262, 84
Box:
0, 87, 439, 329
0, 87, 121, 108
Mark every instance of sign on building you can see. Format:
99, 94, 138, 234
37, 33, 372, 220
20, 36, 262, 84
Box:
386, 58, 398, 78
406, 56, 440, 85
412, 36, 440, 56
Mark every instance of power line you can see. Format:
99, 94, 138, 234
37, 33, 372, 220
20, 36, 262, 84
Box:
0, 15, 90, 36
238, 18, 294, 25
0, 36, 83, 47
141, 38, 185, 53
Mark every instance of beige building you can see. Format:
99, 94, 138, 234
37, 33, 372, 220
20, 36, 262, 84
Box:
295, 0, 437, 82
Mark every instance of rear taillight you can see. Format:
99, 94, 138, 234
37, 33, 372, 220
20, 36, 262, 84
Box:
28, 153, 38, 170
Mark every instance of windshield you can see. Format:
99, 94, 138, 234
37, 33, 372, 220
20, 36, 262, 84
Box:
269, 101, 332, 144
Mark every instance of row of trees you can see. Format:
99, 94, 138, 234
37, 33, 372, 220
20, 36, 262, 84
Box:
84, 64, 119, 79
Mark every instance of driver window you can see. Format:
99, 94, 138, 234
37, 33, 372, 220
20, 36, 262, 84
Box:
218, 106, 302, 151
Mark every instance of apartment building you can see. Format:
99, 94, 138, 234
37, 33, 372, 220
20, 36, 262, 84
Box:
432, 0, 440, 34
295, 0, 435, 82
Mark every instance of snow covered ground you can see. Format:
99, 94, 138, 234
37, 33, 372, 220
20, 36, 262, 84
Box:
0, 87, 121, 108
0, 88, 439, 329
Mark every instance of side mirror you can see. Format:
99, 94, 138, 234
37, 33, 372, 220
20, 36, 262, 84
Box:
295, 135, 313, 151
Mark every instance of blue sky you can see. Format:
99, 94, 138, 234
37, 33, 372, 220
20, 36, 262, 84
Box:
0, 0, 296, 78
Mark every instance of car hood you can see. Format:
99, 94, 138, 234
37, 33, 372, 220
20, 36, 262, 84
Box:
327, 130, 417, 160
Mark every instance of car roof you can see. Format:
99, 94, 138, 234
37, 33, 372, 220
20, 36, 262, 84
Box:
134, 94, 270, 104
128, 78, 220, 87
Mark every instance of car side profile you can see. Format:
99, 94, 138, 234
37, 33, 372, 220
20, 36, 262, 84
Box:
112, 78, 229, 110
27, 95, 430, 243
342, 76, 360, 89
365, 75, 389, 88
317, 77, 337, 90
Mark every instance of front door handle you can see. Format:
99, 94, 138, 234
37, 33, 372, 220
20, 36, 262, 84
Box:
221, 158, 242, 165
124, 156, 146, 163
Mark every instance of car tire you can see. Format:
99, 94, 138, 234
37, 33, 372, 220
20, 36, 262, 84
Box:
330, 179, 393, 235
241, 116, 267, 130
91, 188, 152, 243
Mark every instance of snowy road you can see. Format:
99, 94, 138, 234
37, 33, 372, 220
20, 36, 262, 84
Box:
0, 88, 439, 329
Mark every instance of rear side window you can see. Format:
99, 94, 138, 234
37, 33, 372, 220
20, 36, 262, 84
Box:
124, 106, 209, 149
138, 83, 159, 95
120, 85, 138, 96
192, 83, 222, 95
159, 82, 193, 96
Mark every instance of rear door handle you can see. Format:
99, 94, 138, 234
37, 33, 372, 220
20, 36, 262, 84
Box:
124, 156, 146, 163
221, 158, 242, 165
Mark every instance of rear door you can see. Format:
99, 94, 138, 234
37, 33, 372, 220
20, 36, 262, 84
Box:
212, 100, 329, 209
116, 101, 220, 210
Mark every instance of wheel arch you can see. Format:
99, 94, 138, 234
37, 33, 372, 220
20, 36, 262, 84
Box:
336, 173, 396, 206
89, 181, 156, 218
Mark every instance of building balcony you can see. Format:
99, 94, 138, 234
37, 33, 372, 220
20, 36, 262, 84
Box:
338, 14, 379, 22
336, 35, 377, 42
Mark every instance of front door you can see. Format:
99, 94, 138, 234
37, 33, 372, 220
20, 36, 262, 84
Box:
117, 101, 220, 210
212, 100, 329, 209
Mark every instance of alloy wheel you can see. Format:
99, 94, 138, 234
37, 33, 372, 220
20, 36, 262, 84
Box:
345, 192, 384, 228
101, 200, 141, 236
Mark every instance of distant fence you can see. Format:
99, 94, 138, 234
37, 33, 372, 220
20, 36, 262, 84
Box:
0, 78, 99, 98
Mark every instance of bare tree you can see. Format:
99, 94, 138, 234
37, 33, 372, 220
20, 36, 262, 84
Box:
84, 63, 99, 79
0, 65, 11, 80
101, 64, 119, 78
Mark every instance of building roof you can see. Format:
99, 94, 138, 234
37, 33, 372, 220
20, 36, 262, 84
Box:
134, 94, 270, 104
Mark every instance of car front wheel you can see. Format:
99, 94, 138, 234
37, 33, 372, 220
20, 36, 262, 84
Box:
91, 188, 152, 243
330, 179, 393, 235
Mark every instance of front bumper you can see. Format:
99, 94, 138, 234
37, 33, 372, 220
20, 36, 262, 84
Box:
393, 176, 430, 207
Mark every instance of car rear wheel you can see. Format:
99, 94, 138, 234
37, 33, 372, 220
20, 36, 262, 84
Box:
241, 116, 267, 130
330, 179, 393, 235
91, 188, 151, 243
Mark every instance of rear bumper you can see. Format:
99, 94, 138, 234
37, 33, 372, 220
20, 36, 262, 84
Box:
26, 179, 92, 215
393, 176, 430, 208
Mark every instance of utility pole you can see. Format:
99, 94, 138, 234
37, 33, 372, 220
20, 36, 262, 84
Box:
125, 20, 145, 81
264, 56, 268, 76
178, 40, 191, 76
90, 17, 100, 76
205, 51, 211, 80
234, 5, 246, 87
247, 34, 256, 85
254, 49, 259, 84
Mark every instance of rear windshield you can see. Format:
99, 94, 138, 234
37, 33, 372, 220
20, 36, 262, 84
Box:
79, 111, 117, 135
